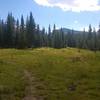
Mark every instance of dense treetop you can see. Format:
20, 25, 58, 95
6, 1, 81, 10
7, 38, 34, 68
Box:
0, 12, 100, 51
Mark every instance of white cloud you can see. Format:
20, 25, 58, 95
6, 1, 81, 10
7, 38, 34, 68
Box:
34, 0, 100, 12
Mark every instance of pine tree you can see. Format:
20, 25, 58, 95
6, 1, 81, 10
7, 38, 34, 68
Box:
81, 28, 88, 49
18, 15, 26, 49
67, 30, 76, 47
26, 12, 36, 48
52, 24, 56, 48
87, 24, 93, 50
88, 24, 92, 39
1, 20, 6, 48
6, 13, 15, 47
48, 24, 52, 47
15, 19, 20, 48
35, 24, 40, 47
97, 24, 100, 50
93, 28, 97, 51
60, 28, 66, 48
41, 27, 46, 47
0, 20, 2, 47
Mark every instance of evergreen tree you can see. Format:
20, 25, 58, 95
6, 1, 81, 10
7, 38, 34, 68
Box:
1, 12, 100, 51
48, 24, 52, 47
18, 15, 26, 49
67, 30, 76, 47
87, 24, 93, 50
97, 24, 100, 50
60, 28, 66, 48
26, 12, 36, 48
1, 20, 6, 48
6, 13, 15, 47
41, 27, 46, 47
35, 24, 41, 47
81, 28, 88, 49
15, 19, 20, 48
0, 20, 3, 47
52, 24, 56, 48
88, 24, 92, 39
93, 28, 97, 51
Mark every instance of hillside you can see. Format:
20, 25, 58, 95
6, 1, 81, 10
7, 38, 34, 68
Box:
60, 28, 83, 34
0, 48, 100, 100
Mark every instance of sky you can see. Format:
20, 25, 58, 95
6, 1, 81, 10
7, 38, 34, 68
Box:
0, 0, 100, 31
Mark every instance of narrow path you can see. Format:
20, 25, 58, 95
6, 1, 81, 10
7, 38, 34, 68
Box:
23, 70, 37, 100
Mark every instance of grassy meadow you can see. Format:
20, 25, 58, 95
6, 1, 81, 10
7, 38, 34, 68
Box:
0, 48, 100, 100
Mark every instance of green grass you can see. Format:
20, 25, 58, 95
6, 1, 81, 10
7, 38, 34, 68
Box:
0, 48, 100, 100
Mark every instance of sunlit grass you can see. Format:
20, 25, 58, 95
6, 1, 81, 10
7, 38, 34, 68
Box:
0, 48, 100, 100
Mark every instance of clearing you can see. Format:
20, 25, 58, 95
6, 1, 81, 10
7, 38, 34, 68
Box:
0, 48, 100, 100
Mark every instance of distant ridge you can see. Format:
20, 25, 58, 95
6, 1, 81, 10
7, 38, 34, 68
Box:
57, 28, 83, 34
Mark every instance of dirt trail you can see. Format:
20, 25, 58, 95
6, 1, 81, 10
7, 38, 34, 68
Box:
23, 70, 37, 100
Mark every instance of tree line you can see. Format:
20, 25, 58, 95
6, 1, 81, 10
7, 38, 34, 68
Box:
0, 12, 100, 51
